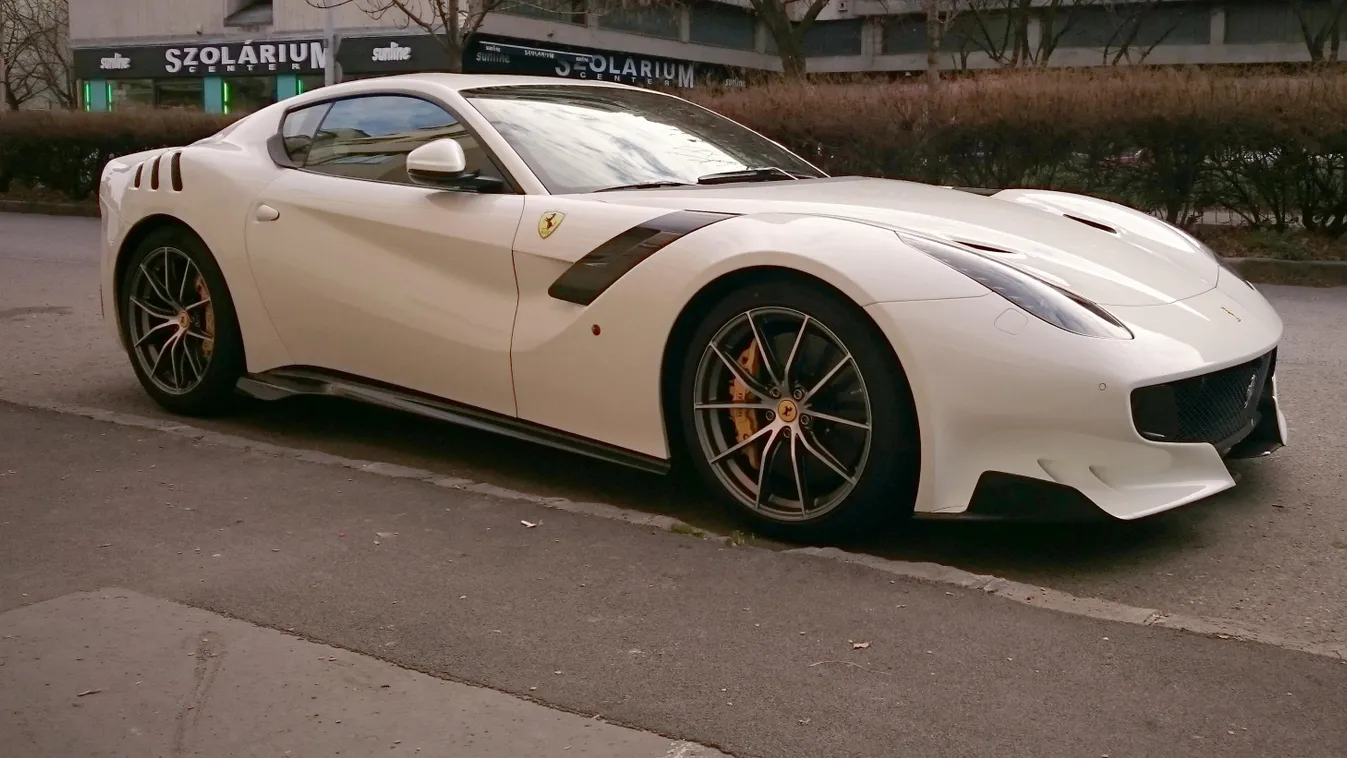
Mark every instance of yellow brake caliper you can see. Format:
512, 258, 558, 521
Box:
194, 276, 216, 357
729, 343, 762, 469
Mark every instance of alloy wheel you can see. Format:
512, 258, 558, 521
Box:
125, 246, 217, 396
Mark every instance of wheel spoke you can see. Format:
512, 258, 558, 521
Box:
805, 410, 870, 431
800, 430, 857, 485
789, 429, 812, 513
150, 331, 182, 380
782, 315, 810, 384
178, 258, 193, 305
709, 344, 772, 401
184, 298, 212, 312
168, 334, 183, 388
709, 423, 773, 464
139, 262, 179, 310
754, 426, 784, 509
183, 328, 213, 342
804, 353, 853, 401
694, 401, 770, 411
130, 296, 175, 320
181, 335, 204, 382
160, 248, 175, 302
745, 311, 783, 388
133, 319, 177, 348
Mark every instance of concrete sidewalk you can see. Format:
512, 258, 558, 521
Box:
0, 590, 721, 757
2, 402, 1346, 758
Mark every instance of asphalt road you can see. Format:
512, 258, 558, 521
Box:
2, 403, 1345, 758
0, 211, 1344, 656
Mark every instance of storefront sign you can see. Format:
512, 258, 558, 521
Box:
75, 39, 327, 79
338, 32, 747, 89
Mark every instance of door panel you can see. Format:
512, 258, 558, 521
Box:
245, 170, 525, 416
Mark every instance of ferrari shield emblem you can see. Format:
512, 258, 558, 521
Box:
538, 210, 565, 239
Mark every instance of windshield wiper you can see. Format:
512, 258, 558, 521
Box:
696, 167, 809, 185
593, 180, 695, 193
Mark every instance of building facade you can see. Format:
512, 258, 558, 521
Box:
70, 0, 1340, 113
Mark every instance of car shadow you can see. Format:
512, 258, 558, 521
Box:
210, 393, 1270, 585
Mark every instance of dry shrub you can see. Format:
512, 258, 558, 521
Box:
690, 67, 1347, 231
0, 110, 236, 200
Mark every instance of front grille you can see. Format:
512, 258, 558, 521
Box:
1131, 350, 1275, 446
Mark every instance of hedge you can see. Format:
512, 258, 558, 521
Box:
4, 68, 1347, 237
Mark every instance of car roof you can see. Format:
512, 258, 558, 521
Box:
328, 73, 646, 94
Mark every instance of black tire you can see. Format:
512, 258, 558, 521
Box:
117, 225, 245, 417
676, 278, 920, 541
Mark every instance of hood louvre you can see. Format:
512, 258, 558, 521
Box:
1065, 214, 1118, 234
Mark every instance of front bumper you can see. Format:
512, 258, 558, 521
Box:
864, 271, 1287, 521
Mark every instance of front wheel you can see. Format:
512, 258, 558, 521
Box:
117, 226, 245, 416
677, 280, 920, 540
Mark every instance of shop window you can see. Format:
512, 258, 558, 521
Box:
1058, 4, 1210, 49
597, 5, 681, 39
155, 79, 205, 110
303, 95, 504, 187
296, 74, 326, 95
1225, 1, 1323, 45
766, 19, 863, 57
689, 3, 756, 51
224, 76, 277, 114
108, 79, 155, 110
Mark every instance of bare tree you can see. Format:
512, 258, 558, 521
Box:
1096, 0, 1191, 66
1290, 0, 1347, 63
0, 0, 72, 110
922, 0, 963, 90
952, 0, 1098, 68
745, 0, 829, 78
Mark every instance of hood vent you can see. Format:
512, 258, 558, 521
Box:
170, 151, 184, 191
133, 163, 144, 189
1065, 214, 1118, 234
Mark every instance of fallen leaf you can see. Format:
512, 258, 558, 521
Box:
522, 520, 538, 528
76, 689, 101, 697
376, 532, 393, 538
852, 641, 870, 650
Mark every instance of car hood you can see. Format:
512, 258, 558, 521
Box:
590, 177, 1220, 307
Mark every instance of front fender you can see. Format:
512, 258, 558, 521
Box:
508, 211, 987, 460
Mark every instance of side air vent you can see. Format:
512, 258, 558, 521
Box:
957, 240, 1018, 255
1065, 214, 1118, 234
133, 163, 144, 188
170, 152, 183, 191
150, 155, 162, 190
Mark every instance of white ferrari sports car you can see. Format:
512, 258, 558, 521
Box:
98, 73, 1288, 537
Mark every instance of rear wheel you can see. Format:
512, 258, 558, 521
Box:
677, 280, 919, 540
118, 226, 244, 416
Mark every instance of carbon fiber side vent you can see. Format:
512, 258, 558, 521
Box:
170, 151, 183, 191
133, 163, 144, 188
150, 155, 162, 190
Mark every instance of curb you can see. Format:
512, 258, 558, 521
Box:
1228, 257, 1347, 287
0, 199, 99, 218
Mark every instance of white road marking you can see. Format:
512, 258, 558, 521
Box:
6, 396, 1346, 664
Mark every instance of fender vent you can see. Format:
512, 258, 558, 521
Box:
170, 151, 183, 191
150, 155, 162, 190
133, 163, 144, 188
1065, 214, 1118, 234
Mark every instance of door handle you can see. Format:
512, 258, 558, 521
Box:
256, 204, 280, 222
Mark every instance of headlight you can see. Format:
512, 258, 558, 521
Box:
900, 233, 1134, 340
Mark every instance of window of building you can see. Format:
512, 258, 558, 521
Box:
299, 95, 504, 187
108, 79, 155, 110
225, 0, 274, 27
881, 17, 927, 56
296, 75, 325, 95
766, 19, 864, 57
155, 79, 205, 110
1225, 1, 1324, 45
224, 76, 277, 114
495, 0, 587, 26
689, 3, 756, 51
1058, 4, 1210, 49
596, 5, 681, 39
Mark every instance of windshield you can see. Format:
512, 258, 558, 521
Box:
462, 85, 826, 195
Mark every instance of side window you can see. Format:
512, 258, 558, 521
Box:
302, 95, 504, 187
280, 102, 331, 165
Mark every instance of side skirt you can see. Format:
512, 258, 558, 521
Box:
235, 367, 672, 475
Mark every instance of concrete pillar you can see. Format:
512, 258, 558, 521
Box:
1211, 6, 1226, 46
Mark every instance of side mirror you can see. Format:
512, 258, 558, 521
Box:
407, 139, 469, 187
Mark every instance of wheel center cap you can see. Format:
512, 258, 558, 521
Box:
777, 399, 799, 423
176, 312, 190, 330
